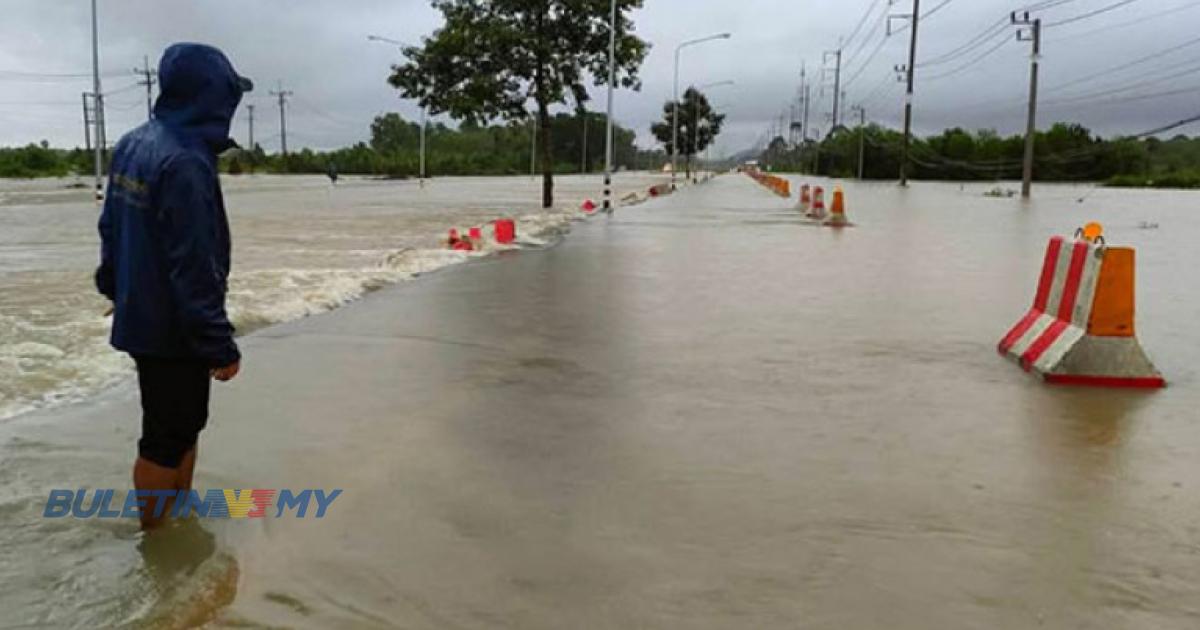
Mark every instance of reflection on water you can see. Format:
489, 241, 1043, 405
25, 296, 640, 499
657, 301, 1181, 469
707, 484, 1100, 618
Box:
134, 519, 239, 630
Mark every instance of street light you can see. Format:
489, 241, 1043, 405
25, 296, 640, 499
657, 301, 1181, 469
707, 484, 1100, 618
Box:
603, 0, 616, 213
368, 34, 427, 186
691, 80, 733, 181
90, 0, 104, 202
672, 32, 731, 188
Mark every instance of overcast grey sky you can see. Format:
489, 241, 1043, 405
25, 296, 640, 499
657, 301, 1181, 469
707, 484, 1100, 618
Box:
1, 0, 1198, 155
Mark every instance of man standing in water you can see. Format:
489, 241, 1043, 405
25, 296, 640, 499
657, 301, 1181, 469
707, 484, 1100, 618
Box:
95, 43, 251, 529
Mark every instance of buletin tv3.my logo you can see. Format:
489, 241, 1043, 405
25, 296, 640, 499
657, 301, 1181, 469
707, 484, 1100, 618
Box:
43, 489, 341, 519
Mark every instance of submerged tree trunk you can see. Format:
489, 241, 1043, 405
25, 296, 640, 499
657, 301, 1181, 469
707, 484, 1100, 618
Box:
538, 98, 553, 209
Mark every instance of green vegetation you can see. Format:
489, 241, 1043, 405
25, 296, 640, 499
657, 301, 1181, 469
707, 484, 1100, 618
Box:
759, 122, 1200, 189
388, 0, 648, 207
225, 112, 657, 177
0, 142, 93, 178
650, 87, 725, 178
0, 111, 665, 180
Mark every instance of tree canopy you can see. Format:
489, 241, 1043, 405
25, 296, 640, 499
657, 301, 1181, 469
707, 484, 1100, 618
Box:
388, 0, 649, 207
651, 87, 725, 178
757, 121, 1200, 187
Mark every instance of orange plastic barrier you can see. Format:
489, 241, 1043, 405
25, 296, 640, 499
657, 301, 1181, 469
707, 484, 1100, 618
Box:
744, 169, 791, 198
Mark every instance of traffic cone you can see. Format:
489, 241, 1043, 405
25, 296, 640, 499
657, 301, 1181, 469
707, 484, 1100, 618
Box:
997, 225, 1164, 388
806, 186, 826, 220
581, 199, 597, 213
796, 184, 811, 211
824, 186, 850, 227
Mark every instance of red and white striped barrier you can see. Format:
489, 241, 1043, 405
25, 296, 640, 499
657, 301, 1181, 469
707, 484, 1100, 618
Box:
796, 184, 811, 211
998, 233, 1164, 388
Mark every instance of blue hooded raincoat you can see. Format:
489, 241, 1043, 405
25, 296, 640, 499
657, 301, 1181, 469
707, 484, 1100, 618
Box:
96, 43, 250, 368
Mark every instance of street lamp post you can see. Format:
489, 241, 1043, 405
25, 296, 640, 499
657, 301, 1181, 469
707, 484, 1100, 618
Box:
671, 32, 731, 189
90, 0, 104, 202
368, 35, 427, 186
691, 80, 733, 182
603, 0, 616, 213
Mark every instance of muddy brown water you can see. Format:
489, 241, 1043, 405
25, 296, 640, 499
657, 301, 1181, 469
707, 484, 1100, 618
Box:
1, 173, 1199, 628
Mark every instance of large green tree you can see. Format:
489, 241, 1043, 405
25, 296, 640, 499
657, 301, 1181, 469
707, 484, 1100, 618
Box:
388, 0, 649, 208
650, 87, 725, 178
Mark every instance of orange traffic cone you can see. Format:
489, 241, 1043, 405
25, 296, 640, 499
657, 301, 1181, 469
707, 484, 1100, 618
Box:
824, 186, 850, 227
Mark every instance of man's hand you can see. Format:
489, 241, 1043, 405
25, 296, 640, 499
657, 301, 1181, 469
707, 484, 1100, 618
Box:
211, 361, 240, 382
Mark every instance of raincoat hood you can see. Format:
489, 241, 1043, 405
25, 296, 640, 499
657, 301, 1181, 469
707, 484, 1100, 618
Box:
153, 43, 252, 151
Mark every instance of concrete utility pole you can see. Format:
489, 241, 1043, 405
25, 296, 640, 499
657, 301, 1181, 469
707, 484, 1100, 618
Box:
1013, 12, 1041, 199
90, 0, 104, 201
133, 55, 157, 120
247, 104, 255, 150
603, 0, 616, 212
891, 0, 920, 187
81, 93, 93, 154
852, 105, 866, 179
804, 83, 813, 172
823, 47, 842, 129
799, 63, 808, 143
270, 83, 293, 155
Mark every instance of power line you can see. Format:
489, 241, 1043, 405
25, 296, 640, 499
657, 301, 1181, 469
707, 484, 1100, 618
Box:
843, 34, 892, 88
1043, 33, 1200, 94
1043, 58, 1200, 106
843, 0, 887, 52
843, 9, 889, 72
1047, 1, 1200, 44
1044, 0, 1143, 27
922, 32, 1014, 81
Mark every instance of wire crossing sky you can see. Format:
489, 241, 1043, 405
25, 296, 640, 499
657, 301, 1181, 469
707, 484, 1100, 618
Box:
0, 0, 1196, 156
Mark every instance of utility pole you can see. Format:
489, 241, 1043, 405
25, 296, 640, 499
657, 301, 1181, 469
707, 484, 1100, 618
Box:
1013, 12, 1041, 199
270, 83, 293, 155
81, 93, 93, 154
804, 84, 814, 173
247, 104, 255, 150
823, 46, 842, 129
852, 105, 866, 179
90, 0, 104, 202
133, 55, 157, 120
891, 0, 920, 187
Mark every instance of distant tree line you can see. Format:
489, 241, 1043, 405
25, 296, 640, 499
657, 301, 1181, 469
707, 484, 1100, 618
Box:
759, 122, 1200, 188
0, 112, 670, 180
0, 141, 93, 178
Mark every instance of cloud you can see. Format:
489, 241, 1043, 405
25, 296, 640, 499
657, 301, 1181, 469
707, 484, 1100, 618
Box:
0, 0, 1195, 156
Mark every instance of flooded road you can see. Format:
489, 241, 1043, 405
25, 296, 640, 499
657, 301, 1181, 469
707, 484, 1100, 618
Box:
3, 173, 1200, 628
0, 173, 668, 421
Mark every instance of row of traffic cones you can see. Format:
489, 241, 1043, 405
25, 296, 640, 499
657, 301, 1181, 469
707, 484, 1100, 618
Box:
795, 184, 851, 227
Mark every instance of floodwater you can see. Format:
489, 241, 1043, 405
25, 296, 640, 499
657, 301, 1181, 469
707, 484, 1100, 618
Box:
0, 172, 667, 422
2, 172, 1200, 628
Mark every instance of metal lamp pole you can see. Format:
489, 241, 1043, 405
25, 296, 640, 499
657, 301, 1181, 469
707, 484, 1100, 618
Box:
603, 0, 616, 213
368, 35, 427, 185
90, 0, 104, 202
672, 32, 731, 189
